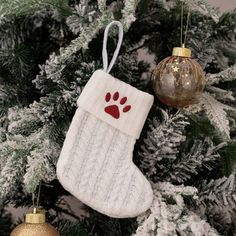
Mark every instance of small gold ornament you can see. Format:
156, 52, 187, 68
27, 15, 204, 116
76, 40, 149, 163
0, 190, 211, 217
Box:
10, 209, 60, 236
152, 45, 205, 108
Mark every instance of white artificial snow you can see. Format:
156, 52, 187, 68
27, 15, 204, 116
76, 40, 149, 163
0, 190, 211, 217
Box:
134, 182, 219, 236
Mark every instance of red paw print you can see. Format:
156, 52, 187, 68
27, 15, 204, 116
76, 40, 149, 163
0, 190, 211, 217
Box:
104, 91, 131, 119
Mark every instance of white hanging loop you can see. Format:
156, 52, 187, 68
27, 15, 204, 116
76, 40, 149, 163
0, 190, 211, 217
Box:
102, 21, 124, 73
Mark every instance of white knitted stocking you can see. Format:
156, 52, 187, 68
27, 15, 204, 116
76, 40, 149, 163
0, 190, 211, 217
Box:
57, 70, 154, 218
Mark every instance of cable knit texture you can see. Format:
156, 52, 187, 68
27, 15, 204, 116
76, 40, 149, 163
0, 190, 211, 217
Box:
57, 70, 154, 218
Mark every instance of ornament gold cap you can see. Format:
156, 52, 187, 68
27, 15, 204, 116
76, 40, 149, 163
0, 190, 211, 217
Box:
25, 208, 46, 224
172, 44, 191, 58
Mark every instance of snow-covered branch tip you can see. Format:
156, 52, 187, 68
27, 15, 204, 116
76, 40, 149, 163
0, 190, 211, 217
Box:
134, 182, 219, 236
206, 64, 236, 85
200, 93, 231, 139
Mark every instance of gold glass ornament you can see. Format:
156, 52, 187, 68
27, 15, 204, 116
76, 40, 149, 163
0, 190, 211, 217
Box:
10, 209, 60, 236
152, 46, 205, 108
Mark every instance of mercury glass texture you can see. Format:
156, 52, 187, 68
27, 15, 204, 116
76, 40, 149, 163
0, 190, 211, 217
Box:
152, 56, 205, 108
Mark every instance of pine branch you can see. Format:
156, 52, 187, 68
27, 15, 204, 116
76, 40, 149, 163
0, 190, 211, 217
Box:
37, 9, 114, 90
0, 145, 28, 200
159, 0, 220, 21
0, 0, 72, 24
199, 173, 236, 209
98, 0, 106, 12
200, 92, 231, 139
166, 138, 225, 183
56, 9, 114, 62
182, 0, 220, 22
134, 182, 219, 236
52, 205, 81, 220
7, 107, 42, 136
139, 109, 189, 181
206, 86, 235, 103
206, 64, 236, 85
121, 0, 141, 30
198, 171, 236, 234
23, 129, 60, 193
53, 219, 87, 236
219, 141, 236, 176
66, 0, 105, 35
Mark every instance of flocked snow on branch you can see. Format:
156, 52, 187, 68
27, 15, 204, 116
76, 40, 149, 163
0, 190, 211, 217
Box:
0, 0, 71, 24
160, 0, 220, 22
198, 174, 236, 231
186, 0, 220, 22
0, 139, 28, 200
23, 127, 60, 193
66, 0, 103, 35
39, 0, 141, 89
121, 0, 140, 30
206, 86, 235, 103
37, 9, 113, 88
200, 93, 232, 139
0, 107, 60, 196
139, 110, 189, 181
134, 182, 219, 236
199, 174, 236, 208
166, 138, 225, 183
206, 64, 236, 85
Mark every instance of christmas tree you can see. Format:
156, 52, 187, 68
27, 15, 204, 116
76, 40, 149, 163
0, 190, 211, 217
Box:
0, 0, 236, 235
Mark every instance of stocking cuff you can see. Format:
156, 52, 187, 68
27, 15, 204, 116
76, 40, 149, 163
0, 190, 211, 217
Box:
77, 70, 154, 139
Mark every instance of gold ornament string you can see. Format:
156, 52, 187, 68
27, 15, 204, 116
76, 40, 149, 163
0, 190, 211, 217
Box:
36, 182, 42, 209
180, 1, 184, 46
32, 192, 36, 210
32, 182, 42, 212
180, 1, 191, 47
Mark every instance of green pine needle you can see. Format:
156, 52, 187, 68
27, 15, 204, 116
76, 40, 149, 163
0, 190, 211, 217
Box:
188, 114, 236, 176
0, 0, 72, 22
219, 142, 236, 176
